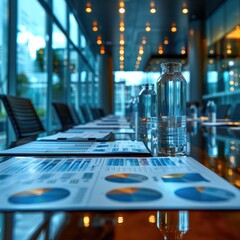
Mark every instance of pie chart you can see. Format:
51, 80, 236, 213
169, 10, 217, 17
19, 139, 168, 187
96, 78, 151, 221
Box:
106, 187, 162, 202
175, 186, 235, 202
9, 188, 70, 204
161, 173, 209, 183
105, 173, 148, 183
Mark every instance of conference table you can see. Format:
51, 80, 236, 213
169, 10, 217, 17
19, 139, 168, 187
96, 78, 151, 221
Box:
0, 117, 240, 239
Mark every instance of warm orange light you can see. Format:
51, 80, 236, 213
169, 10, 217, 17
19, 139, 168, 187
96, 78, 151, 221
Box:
171, 23, 177, 32
164, 37, 169, 45
100, 45, 105, 54
150, 1, 156, 13
209, 59, 214, 64
142, 37, 147, 45
119, 46, 124, 54
145, 22, 151, 32
92, 21, 98, 32
119, 1, 125, 14
209, 49, 214, 54
139, 45, 144, 55
119, 34, 125, 45
119, 21, 125, 32
158, 44, 163, 54
85, 3, 92, 13
181, 47, 186, 55
182, 7, 188, 14
226, 25, 240, 39
96, 36, 102, 45
119, 39, 125, 45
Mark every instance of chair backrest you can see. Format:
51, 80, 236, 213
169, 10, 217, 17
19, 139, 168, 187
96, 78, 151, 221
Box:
52, 102, 75, 130
216, 104, 230, 119
230, 103, 240, 121
0, 95, 45, 140
80, 105, 94, 122
68, 105, 81, 125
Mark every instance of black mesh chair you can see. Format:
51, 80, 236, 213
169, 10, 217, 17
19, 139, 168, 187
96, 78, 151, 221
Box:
216, 104, 230, 119
0, 95, 45, 144
52, 102, 75, 131
230, 103, 240, 121
80, 105, 94, 122
68, 105, 82, 125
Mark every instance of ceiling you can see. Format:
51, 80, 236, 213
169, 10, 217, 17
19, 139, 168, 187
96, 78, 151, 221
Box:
69, 0, 226, 72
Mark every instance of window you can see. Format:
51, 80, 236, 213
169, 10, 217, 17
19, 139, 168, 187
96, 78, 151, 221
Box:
53, 0, 67, 30
0, 0, 7, 149
70, 46, 79, 109
52, 23, 68, 102
70, 13, 78, 46
17, 0, 47, 125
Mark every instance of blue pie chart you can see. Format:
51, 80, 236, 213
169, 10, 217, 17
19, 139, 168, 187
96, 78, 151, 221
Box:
106, 187, 162, 202
9, 188, 70, 204
105, 173, 148, 183
175, 186, 235, 202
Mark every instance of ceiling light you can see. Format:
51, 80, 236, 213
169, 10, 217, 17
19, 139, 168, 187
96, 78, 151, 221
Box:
119, 1, 125, 14
119, 21, 125, 32
119, 34, 125, 45
150, 1, 156, 14
158, 44, 163, 54
119, 55, 124, 61
164, 37, 169, 45
92, 21, 98, 32
145, 22, 151, 32
96, 36, 102, 45
119, 46, 124, 54
171, 23, 177, 32
137, 56, 142, 61
120, 64, 124, 70
181, 47, 186, 55
209, 49, 214, 54
139, 45, 144, 55
119, 39, 125, 45
100, 45, 105, 54
142, 36, 147, 45
182, 7, 188, 14
227, 43, 232, 54
85, 2, 92, 13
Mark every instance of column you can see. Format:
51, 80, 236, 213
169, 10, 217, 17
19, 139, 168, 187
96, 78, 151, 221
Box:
98, 55, 114, 114
188, 19, 207, 106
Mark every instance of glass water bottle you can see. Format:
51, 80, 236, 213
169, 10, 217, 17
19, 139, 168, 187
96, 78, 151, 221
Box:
157, 62, 187, 156
138, 83, 157, 141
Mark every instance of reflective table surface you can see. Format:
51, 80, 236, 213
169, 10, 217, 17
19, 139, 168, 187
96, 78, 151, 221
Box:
0, 122, 240, 240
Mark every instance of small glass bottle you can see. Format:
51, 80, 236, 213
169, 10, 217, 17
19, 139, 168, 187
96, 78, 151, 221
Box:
131, 96, 139, 140
157, 62, 187, 156
138, 83, 157, 141
206, 101, 216, 122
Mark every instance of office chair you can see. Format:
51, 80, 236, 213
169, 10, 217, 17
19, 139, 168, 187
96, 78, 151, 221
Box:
0, 94, 45, 144
68, 105, 82, 125
80, 105, 94, 122
230, 103, 240, 121
216, 104, 230, 119
52, 102, 75, 131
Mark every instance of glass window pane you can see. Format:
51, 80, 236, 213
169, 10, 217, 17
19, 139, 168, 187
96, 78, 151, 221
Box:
0, 0, 8, 149
70, 13, 78, 46
70, 46, 79, 109
17, 0, 47, 125
52, 24, 68, 102
53, 0, 66, 30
